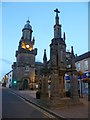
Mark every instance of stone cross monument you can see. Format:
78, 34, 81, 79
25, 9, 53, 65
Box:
50, 9, 66, 105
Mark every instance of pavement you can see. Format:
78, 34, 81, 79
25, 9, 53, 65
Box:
10, 88, 88, 119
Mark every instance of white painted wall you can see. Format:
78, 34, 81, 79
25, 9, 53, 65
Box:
6, 71, 12, 88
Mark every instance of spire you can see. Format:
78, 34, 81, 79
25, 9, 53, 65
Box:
63, 32, 66, 41
71, 46, 76, 69
71, 46, 74, 55
43, 49, 47, 67
32, 36, 35, 44
54, 8, 60, 25
71, 46, 75, 61
43, 49, 47, 61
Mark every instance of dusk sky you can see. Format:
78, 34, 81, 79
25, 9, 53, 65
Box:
0, 1, 88, 80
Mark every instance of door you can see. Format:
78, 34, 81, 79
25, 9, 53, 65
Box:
23, 79, 28, 90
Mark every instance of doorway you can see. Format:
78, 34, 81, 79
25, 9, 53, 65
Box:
23, 79, 28, 90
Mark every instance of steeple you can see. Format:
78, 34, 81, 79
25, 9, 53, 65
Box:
54, 8, 62, 39
43, 49, 47, 67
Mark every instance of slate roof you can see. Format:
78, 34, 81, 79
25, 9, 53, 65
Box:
75, 51, 90, 62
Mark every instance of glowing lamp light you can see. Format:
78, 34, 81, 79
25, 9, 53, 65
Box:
29, 47, 33, 51
22, 41, 26, 49
26, 44, 30, 48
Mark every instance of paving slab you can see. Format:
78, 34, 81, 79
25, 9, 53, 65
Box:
10, 89, 88, 119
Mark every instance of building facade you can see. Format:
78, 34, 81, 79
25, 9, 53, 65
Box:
6, 70, 13, 88
75, 52, 90, 72
75, 51, 90, 95
2, 70, 12, 88
65, 51, 90, 96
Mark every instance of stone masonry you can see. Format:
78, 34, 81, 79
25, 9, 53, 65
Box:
12, 20, 37, 90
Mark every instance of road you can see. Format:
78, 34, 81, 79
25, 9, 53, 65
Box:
2, 88, 51, 119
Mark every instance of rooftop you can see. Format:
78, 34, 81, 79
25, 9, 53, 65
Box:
75, 51, 90, 62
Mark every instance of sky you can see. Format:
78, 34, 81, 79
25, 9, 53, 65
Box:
89, 1, 90, 51
0, 1, 88, 80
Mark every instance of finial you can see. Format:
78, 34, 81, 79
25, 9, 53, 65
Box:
63, 32, 66, 41
32, 36, 35, 44
54, 8, 60, 16
44, 49, 46, 53
43, 49, 47, 62
54, 8, 60, 25
26, 17, 30, 24
71, 46, 74, 54
43, 49, 47, 67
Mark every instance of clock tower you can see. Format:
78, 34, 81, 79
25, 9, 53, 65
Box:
12, 20, 37, 90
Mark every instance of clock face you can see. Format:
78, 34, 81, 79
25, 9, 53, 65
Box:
22, 41, 33, 51
26, 44, 30, 48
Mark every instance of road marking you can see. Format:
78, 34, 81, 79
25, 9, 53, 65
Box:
9, 91, 56, 118
24, 100, 55, 118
